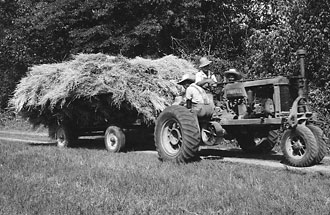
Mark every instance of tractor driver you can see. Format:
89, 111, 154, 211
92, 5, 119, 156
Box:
176, 74, 214, 118
224, 68, 242, 82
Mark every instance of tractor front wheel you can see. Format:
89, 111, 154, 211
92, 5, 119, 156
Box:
307, 124, 327, 164
154, 105, 200, 163
281, 125, 318, 167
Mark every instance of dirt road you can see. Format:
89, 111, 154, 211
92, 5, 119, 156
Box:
0, 129, 329, 175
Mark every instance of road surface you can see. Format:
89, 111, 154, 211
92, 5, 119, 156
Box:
0, 129, 329, 175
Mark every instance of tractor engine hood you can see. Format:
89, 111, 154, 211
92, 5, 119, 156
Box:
243, 76, 290, 88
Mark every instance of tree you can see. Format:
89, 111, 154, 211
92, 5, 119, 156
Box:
1, 0, 329, 114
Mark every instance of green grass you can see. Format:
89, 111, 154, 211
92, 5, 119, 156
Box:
1, 139, 330, 215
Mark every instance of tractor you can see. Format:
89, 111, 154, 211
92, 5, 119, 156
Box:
154, 50, 328, 167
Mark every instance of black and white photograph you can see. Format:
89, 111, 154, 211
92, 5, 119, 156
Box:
0, 0, 329, 214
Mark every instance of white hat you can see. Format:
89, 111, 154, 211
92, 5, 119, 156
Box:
199, 57, 212, 68
224, 68, 242, 80
177, 74, 195, 85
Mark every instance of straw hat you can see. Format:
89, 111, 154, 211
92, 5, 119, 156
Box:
199, 57, 212, 68
177, 74, 195, 85
224, 68, 242, 80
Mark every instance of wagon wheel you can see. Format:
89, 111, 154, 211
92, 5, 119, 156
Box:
104, 126, 126, 152
56, 124, 77, 148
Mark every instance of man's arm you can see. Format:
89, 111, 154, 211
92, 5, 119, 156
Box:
196, 78, 216, 88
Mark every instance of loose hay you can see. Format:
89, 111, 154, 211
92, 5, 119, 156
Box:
10, 54, 196, 128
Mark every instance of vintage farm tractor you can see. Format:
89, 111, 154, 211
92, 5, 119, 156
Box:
154, 50, 328, 167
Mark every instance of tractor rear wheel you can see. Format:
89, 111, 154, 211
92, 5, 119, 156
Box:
237, 130, 278, 154
281, 125, 318, 167
154, 105, 200, 163
56, 124, 77, 148
307, 124, 327, 164
104, 126, 126, 152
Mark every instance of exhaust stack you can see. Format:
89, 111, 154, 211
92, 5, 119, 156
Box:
297, 49, 308, 98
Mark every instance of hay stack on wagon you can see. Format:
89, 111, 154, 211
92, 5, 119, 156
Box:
10, 54, 196, 130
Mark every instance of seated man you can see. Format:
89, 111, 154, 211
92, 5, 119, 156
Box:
195, 57, 217, 88
176, 73, 214, 118
224, 68, 242, 82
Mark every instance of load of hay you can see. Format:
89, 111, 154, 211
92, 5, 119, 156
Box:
10, 54, 196, 129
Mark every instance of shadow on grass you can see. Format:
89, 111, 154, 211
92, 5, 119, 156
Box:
28, 133, 156, 152
74, 137, 156, 152
27, 137, 284, 163
199, 147, 284, 162
28, 142, 57, 147
25, 132, 284, 163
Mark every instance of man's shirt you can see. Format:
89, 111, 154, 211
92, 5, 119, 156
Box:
185, 83, 210, 104
195, 71, 217, 83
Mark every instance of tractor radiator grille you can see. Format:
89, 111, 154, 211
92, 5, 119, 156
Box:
280, 86, 292, 111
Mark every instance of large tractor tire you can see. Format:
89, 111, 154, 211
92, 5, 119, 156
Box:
56, 124, 77, 148
307, 124, 327, 164
104, 126, 126, 153
154, 105, 200, 163
237, 130, 278, 154
281, 125, 319, 167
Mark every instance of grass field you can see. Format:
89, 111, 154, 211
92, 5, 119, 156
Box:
1, 138, 330, 215
1, 113, 330, 214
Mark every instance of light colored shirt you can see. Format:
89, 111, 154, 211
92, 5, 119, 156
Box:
185, 83, 210, 104
195, 71, 217, 83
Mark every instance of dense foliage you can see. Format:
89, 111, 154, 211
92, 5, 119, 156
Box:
1, 0, 329, 117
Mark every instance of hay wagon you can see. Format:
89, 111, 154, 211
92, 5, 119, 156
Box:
10, 54, 195, 152
48, 94, 154, 152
